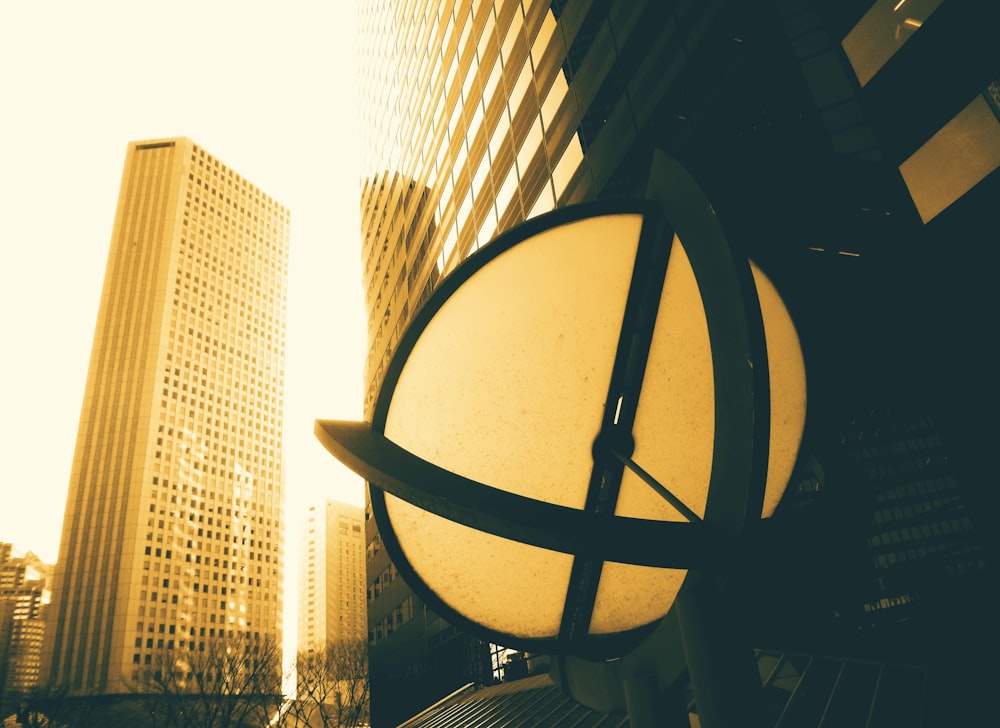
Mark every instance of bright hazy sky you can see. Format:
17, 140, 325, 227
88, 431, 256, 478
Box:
0, 0, 367, 623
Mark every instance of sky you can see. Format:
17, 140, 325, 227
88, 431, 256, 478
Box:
0, 0, 366, 640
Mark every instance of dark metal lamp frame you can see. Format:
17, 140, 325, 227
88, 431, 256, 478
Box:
316, 155, 775, 667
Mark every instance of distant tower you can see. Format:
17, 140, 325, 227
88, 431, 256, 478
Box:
42, 138, 290, 695
0, 545, 50, 701
297, 500, 367, 652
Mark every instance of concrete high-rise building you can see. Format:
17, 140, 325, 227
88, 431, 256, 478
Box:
0, 586, 47, 698
0, 550, 45, 592
0, 545, 50, 706
297, 500, 367, 652
42, 138, 290, 696
357, 1, 998, 725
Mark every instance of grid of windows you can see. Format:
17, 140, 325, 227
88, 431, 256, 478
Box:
129, 143, 288, 670
359, 0, 592, 404
44, 138, 289, 693
358, 0, 720, 404
297, 501, 367, 653
840, 406, 986, 620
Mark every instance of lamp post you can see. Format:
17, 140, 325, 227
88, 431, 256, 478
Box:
317, 153, 806, 727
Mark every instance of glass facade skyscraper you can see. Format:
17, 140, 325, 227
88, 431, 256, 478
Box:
43, 138, 290, 695
359, 0, 588, 406
359, 4, 617, 721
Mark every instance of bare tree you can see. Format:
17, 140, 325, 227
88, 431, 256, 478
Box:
12, 682, 138, 728
10, 683, 76, 728
132, 632, 286, 728
288, 640, 370, 728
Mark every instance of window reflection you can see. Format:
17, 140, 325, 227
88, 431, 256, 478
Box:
528, 180, 555, 220
842, 0, 944, 86
472, 150, 491, 196
469, 97, 486, 148
441, 6, 456, 55
540, 71, 568, 131
445, 55, 459, 93
441, 222, 458, 271
899, 86, 1000, 222
476, 204, 498, 249
501, 3, 524, 63
478, 4, 496, 60
494, 162, 519, 221
458, 188, 473, 232
458, 8, 474, 57
552, 135, 584, 200
462, 56, 480, 104
530, 6, 558, 68
454, 132, 469, 177
509, 56, 534, 119
517, 114, 544, 176
490, 107, 511, 161
484, 56, 503, 105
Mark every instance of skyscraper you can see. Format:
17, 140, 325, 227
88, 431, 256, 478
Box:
356, 0, 998, 725
43, 138, 290, 696
0, 545, 50, 708
297, 500, 367, 652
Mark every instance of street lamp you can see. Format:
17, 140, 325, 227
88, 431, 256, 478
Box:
317, 153, 806, 726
